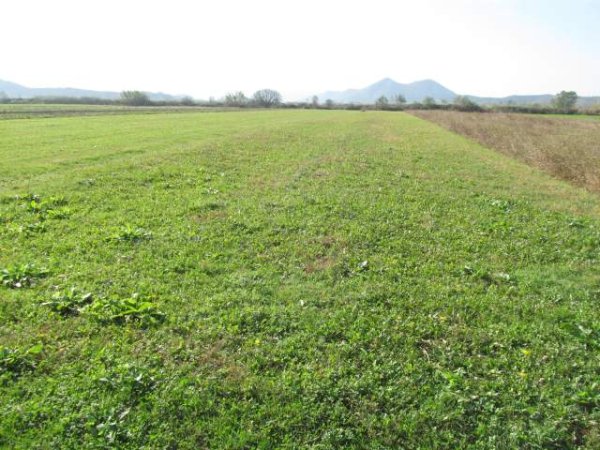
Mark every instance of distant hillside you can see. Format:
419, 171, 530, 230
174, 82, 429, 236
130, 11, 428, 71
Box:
318, 78, 600, 106
319, 78, 456, 104
467, 94, 600, 107
465, 94, 553, 106
0, 79, 180, 101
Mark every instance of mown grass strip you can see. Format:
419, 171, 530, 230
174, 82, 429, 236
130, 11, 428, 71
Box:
1, 110, 599, 448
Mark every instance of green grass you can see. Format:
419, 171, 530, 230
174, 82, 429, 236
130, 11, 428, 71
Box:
0, 103, 118, 111
1, 110, 599, 448
0, 103, 222, 120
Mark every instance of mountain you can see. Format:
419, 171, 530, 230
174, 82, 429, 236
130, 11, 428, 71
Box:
317, 78, 600, 106
318, 78, 456, 104
0, 79, 180, 101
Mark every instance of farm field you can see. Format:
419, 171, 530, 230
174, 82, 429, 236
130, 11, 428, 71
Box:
543, 113, 600, 121
410, 110, 600, 193
1, 110, 600, 448
0, 104, 221, 120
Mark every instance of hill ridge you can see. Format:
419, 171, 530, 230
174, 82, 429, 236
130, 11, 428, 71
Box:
0, 79, 180, 101
318, 78, 600, 106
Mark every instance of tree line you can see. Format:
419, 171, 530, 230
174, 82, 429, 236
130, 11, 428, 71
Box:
116, 89, 282, 107
0, 89, 592, 115
368, 91, 581, 113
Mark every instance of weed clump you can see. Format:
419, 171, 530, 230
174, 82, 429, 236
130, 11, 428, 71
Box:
42, 287, 93, 316
0, 344, 43, 383
1, 263, 49, 288
88, 294, 165, 327
1, 194, 71, 237
97, 362, 158, 398
26, 195, 71, 220
463, 265, 516, 287
8, 222, 47, 235
107, 225, 152, 243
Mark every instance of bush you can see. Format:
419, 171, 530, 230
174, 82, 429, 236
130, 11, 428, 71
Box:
120, 91, 151, 106
552, 91, 578, 113
375, 96, 389, 109
453, 96, 483, 112
423, 97, 437, 108
180, 96, 195, 106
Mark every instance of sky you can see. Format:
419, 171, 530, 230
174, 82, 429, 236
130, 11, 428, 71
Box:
2, 0, 599, 100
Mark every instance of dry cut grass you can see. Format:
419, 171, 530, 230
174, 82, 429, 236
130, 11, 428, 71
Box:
410, 110, 600, 192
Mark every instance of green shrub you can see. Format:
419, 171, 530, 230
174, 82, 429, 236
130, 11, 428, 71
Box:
453, 95, 483, 112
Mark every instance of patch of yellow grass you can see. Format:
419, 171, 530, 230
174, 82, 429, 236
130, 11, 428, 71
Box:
410, 111, 600, 192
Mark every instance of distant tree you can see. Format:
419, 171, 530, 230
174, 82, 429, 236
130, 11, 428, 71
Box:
180, 96, 195, 106
120, 91, 150, 106
325, 99, 334, 109
252, 89, 282, 107
375, 95, 389, 109
394, 94, 406, 105
311, 95, 319, 107
552, 90, 578, 113
223, 91, 248, 107
0, 91, 8, 103
453, 95, 482, 112
423, 96, 436, 108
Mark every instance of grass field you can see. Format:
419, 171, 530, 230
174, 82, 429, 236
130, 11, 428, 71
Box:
546, 114, 600, 121
1, 110, 599, 448
0, 104, 222, 120
409, 110, 600, 193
